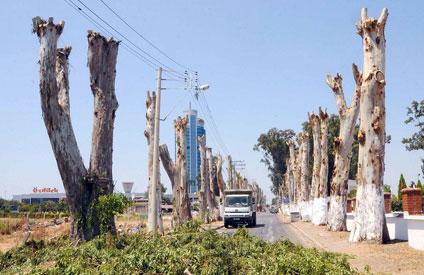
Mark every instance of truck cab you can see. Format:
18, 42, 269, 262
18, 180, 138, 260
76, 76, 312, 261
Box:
223, 189, 257, 228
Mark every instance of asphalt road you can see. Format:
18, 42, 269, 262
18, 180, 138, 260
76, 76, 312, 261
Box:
219, 212, 306, 244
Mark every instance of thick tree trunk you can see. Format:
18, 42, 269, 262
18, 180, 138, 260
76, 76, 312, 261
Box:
175, 116, 192, 222
144, 92, 163, 233
312, 108, 329, 225
326, 66, 361, 231
216, 155, 226, 219
159, 144, 180, 226
298, 132, 311, 221
287, 141, 298, 208
197, 136, 209, 223
309, 113, 322, 225
349, 8, 389, 243
207, 148, 219, 220
33, 17, 119, 241
227, 155, 233, 189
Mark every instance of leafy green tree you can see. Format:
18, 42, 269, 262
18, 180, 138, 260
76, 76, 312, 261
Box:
384, 185, 391, 193
402, 100, 424, 176
398, 174, 407, 200
417, 179, 424, 196
254, 128, 296, 195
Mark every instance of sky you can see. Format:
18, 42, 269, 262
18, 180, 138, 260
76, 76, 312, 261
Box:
0, 1, 423, 202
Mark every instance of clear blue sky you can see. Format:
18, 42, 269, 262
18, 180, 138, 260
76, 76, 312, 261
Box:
0, 1, 423, 202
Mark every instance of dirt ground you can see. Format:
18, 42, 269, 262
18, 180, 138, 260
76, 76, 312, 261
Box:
285, 216, 424, 274
0, 214, 175, 253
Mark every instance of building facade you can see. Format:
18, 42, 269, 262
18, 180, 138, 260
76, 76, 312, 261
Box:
180, 107, 206, 195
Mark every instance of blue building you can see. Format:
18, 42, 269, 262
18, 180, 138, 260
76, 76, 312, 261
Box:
181, 106, 206, 195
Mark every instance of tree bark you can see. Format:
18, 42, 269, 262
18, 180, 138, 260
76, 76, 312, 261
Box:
298, 132, 311, 221
326, 65, 361, 231
197, 136, 209, 223
207, 148, 220, 220
349, 8, 389, 243
216, 154, 226, 219
312, 108, 329, 225
287, 141, 298, 207
175, 116, 192, 223
33, 17, 119, 241
227, 155, 233, 189
159, 144, 181, 226
309, 112, 322, 225
145, 91, 163, 233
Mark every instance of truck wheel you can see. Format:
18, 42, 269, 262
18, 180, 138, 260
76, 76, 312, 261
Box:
253, 213, 257, 227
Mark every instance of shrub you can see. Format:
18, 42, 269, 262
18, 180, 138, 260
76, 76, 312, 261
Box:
0, 220, 358, 274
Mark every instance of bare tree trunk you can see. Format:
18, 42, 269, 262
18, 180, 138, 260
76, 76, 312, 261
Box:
159, 144, 180, 225
287, 141, 297, 207
298, 132, 311, 221
227, 155, 233, 189
198, 136, 209, 223
309, 112, 322, 225
175, 116, 192, 222
144, 91, 163, 233
216, 155, 226, 219
33, 17, 119, 241
350, 8, 389, 243
312, 108, 329, 225
207, 148, 219, 220
326, 66, 362, 231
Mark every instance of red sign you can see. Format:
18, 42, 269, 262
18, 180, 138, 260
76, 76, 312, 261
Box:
33, 187, 58, 193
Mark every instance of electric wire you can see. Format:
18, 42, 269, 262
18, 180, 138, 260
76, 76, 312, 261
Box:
98, 0, 195, 73
72, 0, 186, 79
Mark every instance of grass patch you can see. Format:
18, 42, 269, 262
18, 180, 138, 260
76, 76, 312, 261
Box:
0, 220, 358, 274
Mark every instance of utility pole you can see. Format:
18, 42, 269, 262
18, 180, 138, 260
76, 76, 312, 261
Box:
147, 67, 162, 233
227, 155, 233, 189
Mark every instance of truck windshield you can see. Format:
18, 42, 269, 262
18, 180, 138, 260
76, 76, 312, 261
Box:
225, 196, 249, 207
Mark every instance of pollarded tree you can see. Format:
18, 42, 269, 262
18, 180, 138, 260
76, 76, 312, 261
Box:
298, 132, 311, 221
145, 92, 163, 234
349, 8, 390, 243
207, 148, 220, 220
197, 136, 209, 223
159, 116, 191, 226
216, 155, 226, 218
313, 108, 329, 225
33, 17, 119, 240
309, 113, 321, 224
287, 140, 299, 206
326, 65, 362, 231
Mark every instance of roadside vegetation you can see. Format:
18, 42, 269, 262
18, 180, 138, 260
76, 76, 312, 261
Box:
0, 220, 357, 274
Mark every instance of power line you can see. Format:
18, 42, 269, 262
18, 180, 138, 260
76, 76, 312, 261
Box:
70, 0, 186, 79
98, 0, 195, 72
64, 0, 159, 70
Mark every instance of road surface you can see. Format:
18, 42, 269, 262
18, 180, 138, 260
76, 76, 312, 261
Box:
218, 212, 307, 244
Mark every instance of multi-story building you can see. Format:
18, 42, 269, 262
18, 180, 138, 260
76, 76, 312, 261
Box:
180, 106, 206, 195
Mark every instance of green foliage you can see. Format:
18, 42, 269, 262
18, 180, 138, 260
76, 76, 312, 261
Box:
398, 174, 407, 200
93, 194, 132, 233
391, 195, 403, 212
417, 180, 424, 196
0, 221, 358, 274
348, 189, 357, 199
384, 185, 391, 193
254, 128, 296, 195
402, 99, 424, 175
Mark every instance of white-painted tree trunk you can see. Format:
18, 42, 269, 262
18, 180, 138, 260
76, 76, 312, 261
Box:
287, 141, 299, 211
349, 8, 389, 243
298, 132, 311, 221
309, 113, 322, 225
326, 65, 361, 231
313, 108, 329, 225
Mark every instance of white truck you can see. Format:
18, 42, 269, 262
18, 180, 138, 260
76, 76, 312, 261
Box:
223, 189, 257, 228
